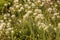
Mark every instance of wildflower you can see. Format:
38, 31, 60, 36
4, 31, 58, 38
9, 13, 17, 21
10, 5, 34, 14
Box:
4, 3, 7, 6
7, 28, 13, 31
0, 22, 6, 30
7, 13, 10, 17
31, 3, 35, 7
54, 28, 56, 31
23, 13, 29, 19
20, 7, 24, 10
11, 30, 14, 33
33, 13, 37, 16
24, 4, 28, 7
15, 5, 20, 8
51, 16, 55, 20
14, 0, 19, 3
58, 23, 60, 28
4, 17, 7, 19
57, 0, 60, 4
0, 20, 4, 23
40, 2, 44, 6
19, 31, 21, 33
7, 22, 11, 26
4, 14, 7, 17
9, 19, 12, 22
53, 12, 59, 16
40, 23, 46, 28
18, 20, 21, 23
35, 9, 42, 13
27, 10, 32, 14
57, 15, 60, 18
47, 8, 52, 12
35, 14, 44, 19
37, 0, 41, 3
6, 23, 11, 27
44, 26, 48, 30
49, 24, 52, 26
9, 7, 15, 11
11, 15, 15, 18
53, 8, 57, 12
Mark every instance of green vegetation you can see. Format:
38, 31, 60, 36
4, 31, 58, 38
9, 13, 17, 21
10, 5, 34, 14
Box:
0, 0, 60, 40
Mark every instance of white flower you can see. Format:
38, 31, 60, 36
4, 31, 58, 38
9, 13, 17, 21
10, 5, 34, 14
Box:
0, 22, 6, 30
28, 6, 31, 9
9, 7, 15, 11
57, 0, 60, 4
27, 0, 30, 2
33, 13, 37, 16
47, 8, 52, 12
23, 11, 32, 19
53, 8, 57, 12
7, 22, 11, 26
11, 30, 14, 33
16, 5, 20, 8
46, 0, 51, 2
50, 2, 53, 5
14, 0, 19, 3
58, 23, 60, 28
7, 13, 10, 16
54, 28, 56, 31
37, 0, 41, 3
4, 14, 7, 17
20, 7, 24, 10
24, 4, 29, 7
49, 24, 52, 26
11, 15, 15, 18
35, 9, 42, 13
39, 23, 46, 28
23, 13, 29, 19
7, 28, 13, 31
57, 15, 60, 18
42, 0, 45, 1
4, 3, 7, 6
0, 20, 4, 23
18, 20, 21, 23
35, 14, 44, 19
53, 12, 59, 16
9, 19, 12, 22
0, 26, 3, 30
40, 2, 44, 6
51, 16, 55, 20
27, 10, 32, 14
55, 4, 58, 7
4, 17, 7, 19
31, 3, 35, 7
44, 26, 48, 30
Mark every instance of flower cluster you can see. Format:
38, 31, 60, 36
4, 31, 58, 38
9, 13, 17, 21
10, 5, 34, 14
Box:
0, 0, 60, 40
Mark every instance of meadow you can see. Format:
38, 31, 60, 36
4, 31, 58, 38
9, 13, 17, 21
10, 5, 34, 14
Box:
0, 0, 60, 40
